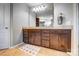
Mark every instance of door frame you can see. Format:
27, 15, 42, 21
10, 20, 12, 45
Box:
71, 3, 78, 56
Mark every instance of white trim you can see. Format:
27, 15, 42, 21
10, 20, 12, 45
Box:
71, 3, 78, 56
10, 42, 24, 49
76, 3, 79, 56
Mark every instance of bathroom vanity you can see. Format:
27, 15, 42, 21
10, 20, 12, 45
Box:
23, 26, 72, 52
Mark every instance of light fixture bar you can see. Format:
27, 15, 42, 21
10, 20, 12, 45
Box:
32, 4, 47, 12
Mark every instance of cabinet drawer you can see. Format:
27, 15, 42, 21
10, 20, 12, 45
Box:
58, 30, 71, 34
23, 32, 28, 35
34, 37, 41, 46
42, 31, 50, 41
28, 29, 36, 32
23, 38, 29, 43
42, 36, 49, 40
42, 30, 50, 33
35, 32, 41, 35
29, 29, 41, 32
35, 29, 41, 32
50, 30, 58, 34
23, 34, 28, 37
42, 33, 49, 40
50, 29, 71, 34
23, 29, 28, 32
42, 40, 49, 48
42, 33, 49, 37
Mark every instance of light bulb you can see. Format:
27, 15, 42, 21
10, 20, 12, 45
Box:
36, 8, 39, 12
38, 6, 41, 11
32, 8, 34, 11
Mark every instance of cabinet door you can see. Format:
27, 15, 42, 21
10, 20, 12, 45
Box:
58, 34, 68, 52
50, 33, 59, 50
58, 30, 71, 52
29, 30, 35, 44
42, 40, 49, 48
34, 30, 41, 46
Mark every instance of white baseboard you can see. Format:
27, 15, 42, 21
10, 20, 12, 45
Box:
10, 42, 24, 49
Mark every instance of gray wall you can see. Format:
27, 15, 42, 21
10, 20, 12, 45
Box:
13, 3, 29, 45
12, 3, 36, 46
78, 4, 79, 55
54, 3, 74, 26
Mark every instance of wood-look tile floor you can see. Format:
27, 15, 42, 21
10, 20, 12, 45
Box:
0, 44, 70, 56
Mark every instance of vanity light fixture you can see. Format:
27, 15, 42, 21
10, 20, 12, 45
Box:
32, 5, 47, 12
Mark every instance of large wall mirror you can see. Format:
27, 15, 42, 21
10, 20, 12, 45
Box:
28, 3, 54, 27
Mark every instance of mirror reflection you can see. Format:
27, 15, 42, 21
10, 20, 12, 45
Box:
29, 3, 54, 27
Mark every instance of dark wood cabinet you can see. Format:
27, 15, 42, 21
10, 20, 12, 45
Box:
50, 30, 59, 50
34, 30, 41, 46
29, 29, 41, 46
42, 30, 50, 48
23, 29, 29, 43
67, 32, 71, 52
29, 29, 35, 44
58, 34, 68, 52
58, 30, 71, 52
23, 29, 71, 52
50, 29, 71, 52
42, 40, 49, 48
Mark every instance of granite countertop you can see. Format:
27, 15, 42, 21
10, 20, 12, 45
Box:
23, 26, 73, 29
